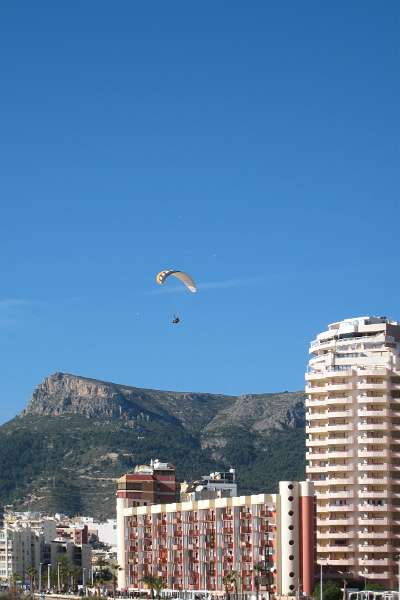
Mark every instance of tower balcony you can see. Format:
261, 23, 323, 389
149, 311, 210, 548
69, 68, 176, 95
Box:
359, 558, 391, 567
358, 490, 389, 499
322, 558, 355, 566
358, 531, 389, 539
358, 503, 388, 512
327, 383, 353, 391
317, 504, 355, 513
358, 463, 389, 472
306, 386, 328, 394
317, 532, 351, 539
317, 545, 353, 553
358, 383, 387, 390
357, 435, 388, 444
357, 571, 390, 581
312, 477, 354, 486
356, 368, 387, 377
358, 544, 391, 553
358, 423, 387, 431
307, 450, 353, 460
317, 491, 354, 499
317, 517, 355, 526
307, 436, 354, 446
358, 476, 388, 485
358, 409, 391, 418
306, 397, 353, 407
307, 464, 352, 473
358, 450, 389, 459
357, 395, 389, 404
358, 517, 389, 526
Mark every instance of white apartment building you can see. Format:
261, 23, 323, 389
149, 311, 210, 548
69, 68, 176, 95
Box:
180, 470, 237, 502
74, 517, 117, 548
0, 513, 91, 587
0, 523, 43, 584
305, 316, 400, 588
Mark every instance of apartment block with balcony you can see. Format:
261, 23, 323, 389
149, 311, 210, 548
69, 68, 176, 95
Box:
180, 469, 237, 502
117, 480, 315, 598
0, 523, 43, 584
306, 316, 400, 588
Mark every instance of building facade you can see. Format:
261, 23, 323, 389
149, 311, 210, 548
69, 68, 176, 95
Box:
305, 316, 400, 587
50, 538, 92, 585
117, 480, 315, 597
180, 470, 237, 502
117, 459, 177, 582
0, 513, 92, 588
0, 523, 43, 584
117, 459, 176, 508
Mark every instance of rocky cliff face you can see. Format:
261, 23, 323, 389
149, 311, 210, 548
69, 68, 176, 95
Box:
24, 372, 129, 419
22, 372, 234, 433
23, 372, 304, 434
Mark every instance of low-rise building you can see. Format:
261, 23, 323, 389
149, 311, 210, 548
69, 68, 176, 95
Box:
117, 480, 315, 597
50, 537, 92, 585
180, 470, 237, 502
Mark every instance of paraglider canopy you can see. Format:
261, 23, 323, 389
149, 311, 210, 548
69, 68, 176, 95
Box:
156, 270, 197, 293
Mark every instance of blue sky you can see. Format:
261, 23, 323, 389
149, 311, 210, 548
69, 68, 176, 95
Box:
0, 2, 399, 423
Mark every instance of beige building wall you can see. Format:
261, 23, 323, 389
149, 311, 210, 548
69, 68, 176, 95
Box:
306, 316, 400, 588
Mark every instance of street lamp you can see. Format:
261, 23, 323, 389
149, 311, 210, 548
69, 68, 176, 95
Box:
47, 564, 51, 591
320, 563, 323, 600
320, 561, 329, 600
397, 554, 400, 597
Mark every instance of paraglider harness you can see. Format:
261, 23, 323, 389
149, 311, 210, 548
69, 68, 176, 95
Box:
172, 315, 180, 324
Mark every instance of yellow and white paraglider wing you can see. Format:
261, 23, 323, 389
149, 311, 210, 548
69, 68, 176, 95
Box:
156, 270, 197, 293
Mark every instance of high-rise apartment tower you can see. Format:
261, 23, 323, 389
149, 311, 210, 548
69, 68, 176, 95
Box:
306, 316, 400, 587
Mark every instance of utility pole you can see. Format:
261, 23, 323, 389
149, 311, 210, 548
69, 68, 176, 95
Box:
47, 564, 51, 591
57, 562, 60, 593
320, 563, 323, 600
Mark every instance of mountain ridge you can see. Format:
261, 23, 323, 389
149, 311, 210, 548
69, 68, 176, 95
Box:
0, 372, 306, 518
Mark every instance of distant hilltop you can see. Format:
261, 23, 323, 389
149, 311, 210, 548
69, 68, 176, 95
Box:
0, 372, 306, 519
22, 371, 305, 433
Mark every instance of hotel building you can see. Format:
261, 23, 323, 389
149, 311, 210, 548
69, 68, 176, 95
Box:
305, 316, 400, 587
117, 479, 315, 597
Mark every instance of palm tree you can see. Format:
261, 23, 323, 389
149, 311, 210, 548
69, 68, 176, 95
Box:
69, 566, 81, 592
223, 571, 240, 600
10, 572, 20, 599
58, 557, 71, 592
108, 561, 122, 599
253, 562, 264, 600
94, 556, 110, 596
152, 576, 163, 599
231, 570, 240, 600
143, 574, 157, 599
223, 573, 232, 600
26, 567, 37, 599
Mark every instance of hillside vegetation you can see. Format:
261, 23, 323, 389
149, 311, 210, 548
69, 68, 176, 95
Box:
0, 372, 306, 519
